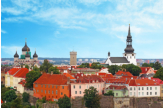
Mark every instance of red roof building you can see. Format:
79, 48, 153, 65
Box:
115, 71, 133, 77
33, 73, 71, 101
140, 67, 155, 74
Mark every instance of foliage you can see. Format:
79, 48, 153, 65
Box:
10, 97, 22, 108
22, 102, 31, 108
78, 63, 90, 68
42, 96, 46, 103
153, 67, 163, 81
83, 86, 101, 108
48, 66, 61, 74
108, 65, 120, 75
104, 90, 114, 96
22, 92, 29, 102
25, 65, 29, 69
1, 102, 12, 108
33, 66, 40, 72
40, 59, 53, 72
4, 90, 17, 102
154, 61, 162, 70
25, 70, 42, 88
1, 87, 10, 101
125, 64, 141, 76
57, 94, 71, 108
1, 84, 5, 88
90, 62, 103, 70
142, 63, 151, 67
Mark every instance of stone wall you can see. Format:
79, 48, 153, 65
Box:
24, 89, 33, 96
100, 95, 114, 108
36, 102, 59, 108
71, 97, 85, 108
29, 95, 39, 106
113, 97, 130, 108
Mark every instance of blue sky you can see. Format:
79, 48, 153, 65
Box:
1, 0, 163, 58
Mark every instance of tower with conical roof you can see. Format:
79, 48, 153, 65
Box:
33, 48, 38, 62
14, 49, 19, 64
123, 24, 137, 65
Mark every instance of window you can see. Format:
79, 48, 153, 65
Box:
37, 90, 39, 92
134, 92, 135, 96
155, 92, 157, 95
49, 85, 50, 88
155, 87, 157, 90
75, 91, 77, 94
162, 85, 163, 88
142, 92, 144, 95
87, 85, 88, 89
150, 87, 152, 90
147, 87, 148, 90
139, 92, 140, 95
35, 84, 38, 87
74, 85, 75, 89
41, 90, 43, 93
147, 92, 148, 95
61, 92, 63, 95
116, 93, 118, 96
56, 90, 58, 94
41, 85, 43, 87
56, 86, 58, 89
45, 90, 46, 94
130, 87, 132, 90
52, 85, 54, 88
162, 90, 163, 93
52, 91, 54, 94
142, 87, 144, 90
79, 85, 81, 89
134, 87, 136, 90
48, 90, 50, 94
62, 86, 64, 89
150, 92, 152, 95
130, 92, 132, 95
139, 87, 140, 90
45, 85, 46, 88
98, 85, 99, 88
80, 91, 81, 94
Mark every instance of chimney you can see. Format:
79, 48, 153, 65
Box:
23, 65, 25, 68
51, 71, 53, 75
131, 77, 133, 79
67, 77, 70, 84
148, 77, 151, 80
81, 74, 83, 76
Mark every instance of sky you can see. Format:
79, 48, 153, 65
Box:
1, 0, 163, 58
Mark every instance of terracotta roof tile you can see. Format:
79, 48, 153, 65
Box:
140, 67, 152, 74
115, 71, 133, 76
128, 79, 159, 86
107, 85, 127, 90
63, 73, 76, 80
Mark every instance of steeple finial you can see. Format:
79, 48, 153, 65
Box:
25, 38, 27, 42
128, 24, 130, 36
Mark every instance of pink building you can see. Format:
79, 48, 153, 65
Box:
140, 67, 155, 75
71, 75, 104, 99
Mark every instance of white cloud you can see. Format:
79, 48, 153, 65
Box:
1, 30, 7, 34
1, 7, 23, 15
78, 0, 108, 5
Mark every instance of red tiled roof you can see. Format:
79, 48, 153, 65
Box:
121, 76, 138, 80
140, 67, 152, 74
151, 78, 163, 85
13, 68, 29, 78
128, 79, 159, 86
63, 73, 76, 80
34, 74, 68, 85
18, 79, 26, 87
104, 78, 126, 84
1, 99, 3, 103
75, 75, 104, 83
115, 71, 133, 76
108, 85, 127, 90
5, 68, 21, 75
97, 72, 113, 78
154, 70, 157, 74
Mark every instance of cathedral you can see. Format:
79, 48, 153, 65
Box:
105, 24, 137, 66
14, 41, 39, 67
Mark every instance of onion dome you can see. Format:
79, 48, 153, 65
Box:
25, 52, 30, 57
22, 42, 30, 51
33, 51, 38, 58
14, 51, 19, 58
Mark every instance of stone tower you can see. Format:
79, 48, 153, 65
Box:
70, 51, 77, 65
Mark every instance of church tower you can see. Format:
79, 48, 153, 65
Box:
70, 51, 77, 65
123, 24, 137, 65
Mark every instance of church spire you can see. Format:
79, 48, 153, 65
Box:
128, 24, 130, 36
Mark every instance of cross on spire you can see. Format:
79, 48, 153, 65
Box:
25, 38, 27, 42
128, 24, 131, 36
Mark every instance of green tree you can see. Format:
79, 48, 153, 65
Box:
104, 90, 114, 96
25, 65, 29, 69
4, 90, 17, 102
154, 61, 162, 70
90, 62, 103, 70
10, 97, 22, 108
125, 64, 142, 76
108, 65, 120, 75
33, 66, 40, 72
83, 87, 101, 108
22, 92, 29, 102
142, 63, 150, 67
1, 87, 10, 101
149, 63, 155, 68
57, 94, 71, 108
42, 96, 46, 103
153, 67, 163, 81
40, 59, 53, 72
48, 66, 60, 74
78, 63, 90, 68
1, 102, 12, 108
25, 70, 42, 88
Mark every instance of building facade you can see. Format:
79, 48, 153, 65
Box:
105, 24, 137, 66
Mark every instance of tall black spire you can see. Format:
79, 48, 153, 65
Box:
14, 50, 19, 58
22, 39, 30, 51
124, 24, 134, 54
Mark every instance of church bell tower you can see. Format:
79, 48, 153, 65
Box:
123, 24, 137, 65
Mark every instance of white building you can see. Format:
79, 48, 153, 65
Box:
128, 79, 160, 97
85, 59, 88, 61
105, 24, 137, 66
